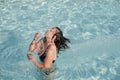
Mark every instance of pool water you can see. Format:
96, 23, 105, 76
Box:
0, 0, 120, 80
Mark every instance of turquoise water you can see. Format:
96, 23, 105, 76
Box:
0, 0, 120, 80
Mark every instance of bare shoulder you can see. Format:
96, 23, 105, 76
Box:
49, 44, 56, 50
47, 44, 57, 54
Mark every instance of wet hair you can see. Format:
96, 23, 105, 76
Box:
53, 27, 70, 53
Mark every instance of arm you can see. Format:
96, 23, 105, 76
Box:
27, 45, 56, 69
44, 45, 56, 68
27, 54, 44, 68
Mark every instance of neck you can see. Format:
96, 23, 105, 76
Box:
47, 42, 52, 45
44, 40, 52, 46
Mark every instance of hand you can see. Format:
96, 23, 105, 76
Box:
27, 54, 35, 60
51, 35, 56, 43
34, 32, 40, 40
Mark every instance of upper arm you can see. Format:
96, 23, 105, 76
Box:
44, 46, 56, 68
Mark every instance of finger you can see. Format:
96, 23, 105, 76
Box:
27, 54, 31, 59
27, 54, 29, 57
27, 53, 32, 55
27, 54, 32, 57
35, 32, 40, 36
37, 32, 40, 35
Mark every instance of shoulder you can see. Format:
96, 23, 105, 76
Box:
48, 44, 56, 50
47, 44, 56, 54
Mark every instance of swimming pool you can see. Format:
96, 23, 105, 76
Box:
0, 0, 120, 80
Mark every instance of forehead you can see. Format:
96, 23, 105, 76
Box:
51, 27, 59, 31
51, 27, 57, 30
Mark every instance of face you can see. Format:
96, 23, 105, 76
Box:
50, 27, 60, 34
45, 27, 59, 42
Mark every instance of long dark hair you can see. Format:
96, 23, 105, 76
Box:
53, 27, 70, 53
